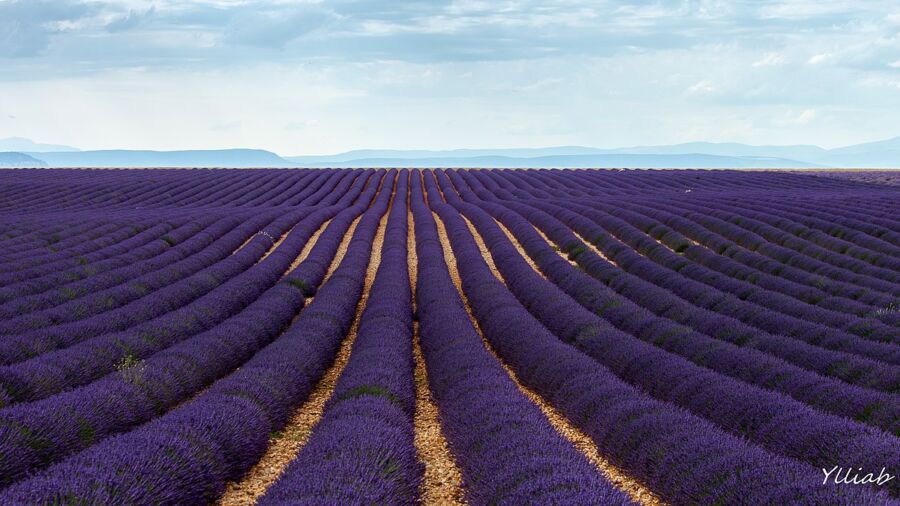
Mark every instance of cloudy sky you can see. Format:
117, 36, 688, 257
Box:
1, 0, 899, 154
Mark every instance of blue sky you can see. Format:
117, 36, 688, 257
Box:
0, 0, 898, 154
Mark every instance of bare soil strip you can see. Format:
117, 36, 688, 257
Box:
232, 233, 257, 256
217, 211, 387, 505
569, 227, 619, 265
285, 218, 332, 273
258, 229, 290, 263
409, 207, 468, 506
433, 212, 665, 506
323, 216, 361, 281
492, 218, 545, 278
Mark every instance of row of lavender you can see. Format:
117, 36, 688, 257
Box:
0, 169, 394, 501
422, 170, 895, 504
0, 168, 896, 504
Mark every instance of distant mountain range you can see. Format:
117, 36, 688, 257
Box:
0, 152, 47, 168
286, 138, 900, 168
286, 154, 820, 169
26, 149, 287, 168
1, 136, 899, 168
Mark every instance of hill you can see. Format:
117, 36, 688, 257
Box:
0, 152, 48, 168
288, 153, 819, 169
29, 149, 293, 168
289, 137, 900, 168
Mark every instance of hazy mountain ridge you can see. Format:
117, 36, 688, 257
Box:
0, 152, 47, 168
1, 136, 898, 168
288, 137, 900, 168
26, 149, 288, 168
292, 154, 820, 169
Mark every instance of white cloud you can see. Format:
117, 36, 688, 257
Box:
790, 109, 817, 125
808, 53, 833, 65
686, 80, 716, 95
752, 52, 787, 67
760, 2, 853, 20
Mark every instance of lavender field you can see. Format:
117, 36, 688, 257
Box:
0, 168, 897, 505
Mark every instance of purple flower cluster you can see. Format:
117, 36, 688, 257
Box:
423, 171, 893, 504
0, 171, 393, 503
412, 172, 634, 505
0, 167, 896, 504
260, 171, 422, 504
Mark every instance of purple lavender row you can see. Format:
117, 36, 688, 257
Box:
436, 182, 900, 495
580, 202, 899, 341
0, 216, 216, 297
456, 195, 899, 437
452, 171, 900, 388
529, 199, 900, 365
619, 195, 900, 303
472, 168, 896, 308
0, 173, 376, 402
0, 215, 88, 249
0, 172, 358, 332
0, 221, 129, 262
245, 170, 324, 207
174, 169, 350, 211
501, 196, 900, 394
752, 193, 900, 239
616, 199, 899, 316
0, 172, 387, 486
717, 196, 900, 261
0, 268, 304, 487
491, 172, 900, 343
0, 170, 393, 504
0, 169, 316, 215
0, 213, 301, 401
0, 170, 231, 212
259, 171, 423, 505
562, 198, 900, 344
441, 172, 900, 419
424, 176, 890, 505
620, 197, 894, 316
0, 213, 264, 319
496, 169, 770, 196
411, 173, 633, 505
0, 175, 384, 486
0, 216, 263, 333
664, 198, 900, 292
812, 171, 900, 188
278, 170, 351, 207
0, 214, 291, 367
281, 170, 387, 295
0, 216, 236, 319
696, 196, 900, 273
0, 222, 164, 280
0, 220, 173, 284
573, 195, 900, 308
463, 170, 896, 317
623, 203, 899, 329
0, 171, 331, 239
